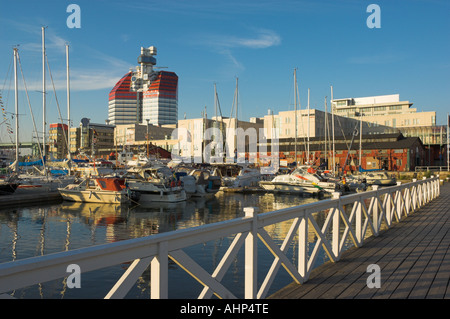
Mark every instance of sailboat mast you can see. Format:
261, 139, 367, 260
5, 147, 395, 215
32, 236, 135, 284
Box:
324, 97, 327, 167
66, 43, 71, 160
294, 68, 297, 166
42, 26, 46, 162
307, 88, 310, 164
331, 85, 336, 175
13, 47, 19, 173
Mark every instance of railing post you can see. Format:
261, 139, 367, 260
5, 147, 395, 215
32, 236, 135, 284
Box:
356, 197, 362, 245
244, 207, 258, 299
298, 213, 308, 279
332, 192, 341, 260
412, 178, 417, 211
396, 182, 402, 221
372, 185, 379, 235
422, 177, 427, 205
151, 241, 168, 299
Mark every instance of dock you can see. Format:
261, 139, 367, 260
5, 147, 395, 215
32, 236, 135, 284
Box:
0, 191, 62, 208
269, 182, 450, 299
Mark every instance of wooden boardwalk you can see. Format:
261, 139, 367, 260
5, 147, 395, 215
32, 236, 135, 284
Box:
270, 182, 450, 299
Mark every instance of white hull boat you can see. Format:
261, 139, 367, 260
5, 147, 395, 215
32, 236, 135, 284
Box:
260, 166, 337, 195
126, 179, 186, 203
58, 177, 138, 204
124, 165, 187, 203
212, 163, 261, 191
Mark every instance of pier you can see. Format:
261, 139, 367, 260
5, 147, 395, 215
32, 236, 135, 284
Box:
270, 180, 450, 299
0, 191, 61, 208
0, 177, 443, 299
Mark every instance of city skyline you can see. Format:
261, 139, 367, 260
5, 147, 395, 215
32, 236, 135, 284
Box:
0, 0, 449, 143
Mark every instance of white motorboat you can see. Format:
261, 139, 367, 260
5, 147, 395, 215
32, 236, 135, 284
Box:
179, 168, 222, 198
212, 163, 261, 191
58, 177, 139, 204
359, 170, 397, 187
260, 166, 337, 194
124, 166, 186, 203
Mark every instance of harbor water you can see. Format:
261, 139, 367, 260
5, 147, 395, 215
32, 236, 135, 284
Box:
0, 191, 337, 299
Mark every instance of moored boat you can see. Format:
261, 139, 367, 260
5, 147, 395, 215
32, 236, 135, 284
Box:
123, 166, 186, 203
0, 181, 19, 195
212, 163, 261, 191
58, 177, 139, 204
260, 166, 336, 195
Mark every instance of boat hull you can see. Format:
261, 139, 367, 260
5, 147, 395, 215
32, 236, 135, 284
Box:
136, 189, 187, 203
58, 188, 130, 204
259, 181, 321, 194
0, 183, 18, 195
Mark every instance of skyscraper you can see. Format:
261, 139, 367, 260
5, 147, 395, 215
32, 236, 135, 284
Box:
143, 71, 178, 125
108, 46, 178, 126
108, 72, 141, 125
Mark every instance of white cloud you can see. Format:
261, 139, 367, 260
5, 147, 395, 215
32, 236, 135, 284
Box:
201, 28, 281, 50
195, 28, 281, 75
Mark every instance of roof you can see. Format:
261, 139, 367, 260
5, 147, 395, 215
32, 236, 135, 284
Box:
266, 133, 424, 152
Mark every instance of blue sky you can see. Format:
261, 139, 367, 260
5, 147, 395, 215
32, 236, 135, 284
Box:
0, 0, 449, 143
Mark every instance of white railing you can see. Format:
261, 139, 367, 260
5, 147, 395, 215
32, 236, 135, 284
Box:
0, 177, 440, 299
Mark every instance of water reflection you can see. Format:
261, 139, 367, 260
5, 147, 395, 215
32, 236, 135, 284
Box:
1, 192, 347, 298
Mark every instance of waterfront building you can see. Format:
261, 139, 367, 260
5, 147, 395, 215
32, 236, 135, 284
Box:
263, 108, 389, 141
108, 46, 178, 126
48, 123, 68, 160
108, 72, 141, 125
330, 94, 448, 166
176, 116, 264, 161
261, 133, 426, 172
331, 94, 436, 129
69, 118, 115, 157
114, 123, 176, 155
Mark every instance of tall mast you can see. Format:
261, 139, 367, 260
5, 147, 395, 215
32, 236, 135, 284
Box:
13, 47, 19, 173
307, 88, 310, 164
331, 85, 336, 175
235, 77, 239, 126
324, 97, 327, 167
294, 68, 297, 166
42, 26, 46, 162
66, 43, 71, 160
214, 82, 217, 123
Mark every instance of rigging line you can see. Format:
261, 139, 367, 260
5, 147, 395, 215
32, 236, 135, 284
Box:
1, 57, 15, 144
45, 54, 69, 152
335, 114, 350, 149
17, 51, 45, 168
1, 54, 13, 92
293, 75, 307, 154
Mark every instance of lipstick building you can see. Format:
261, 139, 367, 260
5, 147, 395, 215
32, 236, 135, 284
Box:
108, 46, 178, 126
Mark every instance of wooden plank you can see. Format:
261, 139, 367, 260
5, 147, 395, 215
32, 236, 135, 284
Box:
409, 220, 450, 299
269, 182, 450, 299
321, 200, 443, 299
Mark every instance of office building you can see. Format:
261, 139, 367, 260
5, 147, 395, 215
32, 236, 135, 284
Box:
331, 94, 436, 128
108, 46, 178, 126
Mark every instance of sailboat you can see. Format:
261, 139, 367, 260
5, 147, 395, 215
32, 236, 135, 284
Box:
12, 28, 75, 194
260, 70, 330, 195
